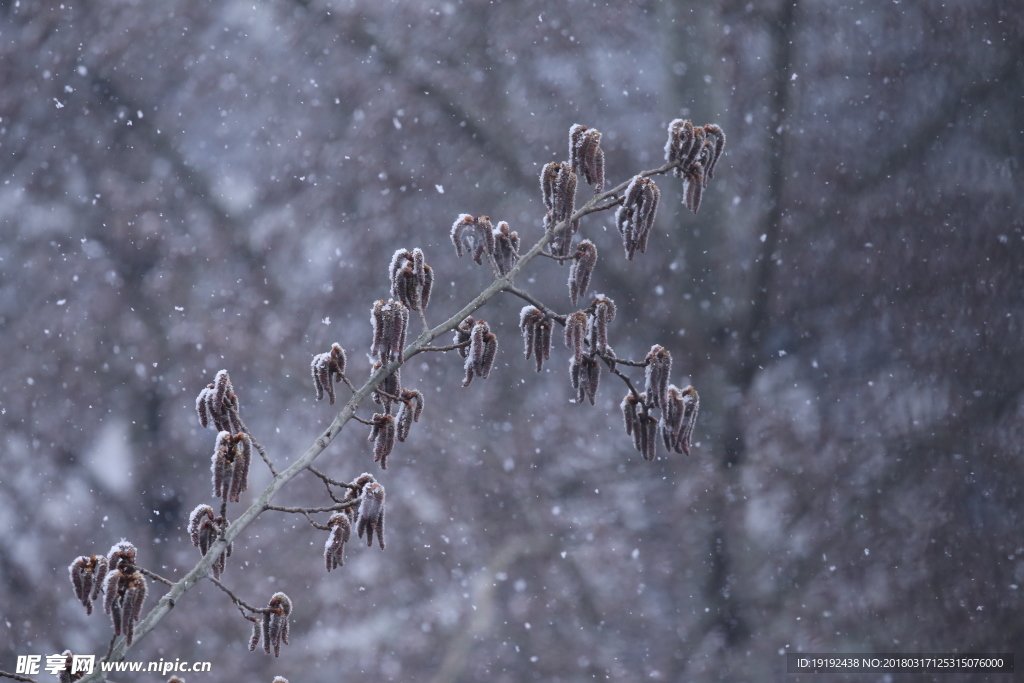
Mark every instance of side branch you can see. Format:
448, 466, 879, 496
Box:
267, 500, 361, 514
503, 284, 567, 324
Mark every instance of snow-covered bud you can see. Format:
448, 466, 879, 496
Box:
639, 414, 659, 461
395, 388, 424, 442
368, 413, 396, 470
196, 370, 242, 433
107, 539, 137, 571
473, 216, 496, 264
546, 163, 580, 259
370, 299, 409, 364
665, 121, 723, 213
540, 161, 559, 212
493, 221, 520, 276
311, 343, 347, 405
248, 619, 261, 652
685, 126, 706, 170
564, 311, 587, 364
586, 295, 617, 354
453, 316, 475, 359
621, 392, 640, 438
662, 385, 699, 455
463, 319, 497, 386
69, 555, 108, 615
519, 306, 552, 372
554, 162, 577, 224
357, 481, 386, 549
390, 248, 434, 312
578, 355, 601, 405
324, 512, 351, 571
212, 431, 252, 503
450, 214, 495, 264
616, 176, 660, 260
370, 360, 401, 413
261, 592, 292, 657
703, 124, 726, 180
188, 504, 231, 578
685, 163, 705, 213
570, 125, 605, 191
104, 550, 146, 646
644, 345, 672, 410
665, 119, 695, 176
568, 240, 597, 306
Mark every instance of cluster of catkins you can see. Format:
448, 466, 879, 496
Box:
390, 248, 433, 312
211, 430, 252, 503
621, 345, 700, 460
540, 124, 606, 259
665, 119, 725, 213
67, 540, 149, 646
311, 343, 347, 405
196, 371, 254, 503
248, 592, 292, 657
521, 294, 617, 407
616, 175, 661, 260
454, 316, 498, 387
450, 215, 520, 275
49, 651, 83, 683
188, 504, 232, 579
196, 369, 243, 433
324, 473, 387, 571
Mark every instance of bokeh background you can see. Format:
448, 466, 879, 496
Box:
2, 1, 1022, 681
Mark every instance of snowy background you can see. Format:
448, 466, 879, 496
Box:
1, 0, 1022, 681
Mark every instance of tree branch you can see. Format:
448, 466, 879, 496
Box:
138, 567, 174, 587
78, 157, 680, 681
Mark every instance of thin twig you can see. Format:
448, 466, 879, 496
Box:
301, 511, 332, 531
0, 671, 40, 683
307, 465, 357, 489
102, 633, 117, 663
266, 499, 361, 515
351, 413, 376, 426
339, 372, 358, 393
138, 567, 174, 586
599, 352, 648, 368
206, 576, 266, 615
606, 361, 646, 405
250, 437, 278, 477
418, 341, 470, 352
502, 284, 567, 325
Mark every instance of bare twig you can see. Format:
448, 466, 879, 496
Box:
266, 500, 361, 515
598, 352, 648, 368
338, 372, 358, 393
502, 284, 567, 324
0, 671, 40, 683
351, 413, 376, 426
307, 465, 357, 489
606, 361, 646, 405
138, 567, 174, 587
418, 341, 470, 353
207, 576, 266, 616
250, 437, 278, 477
301, 511, 332, 531
102, 633, 117, 663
